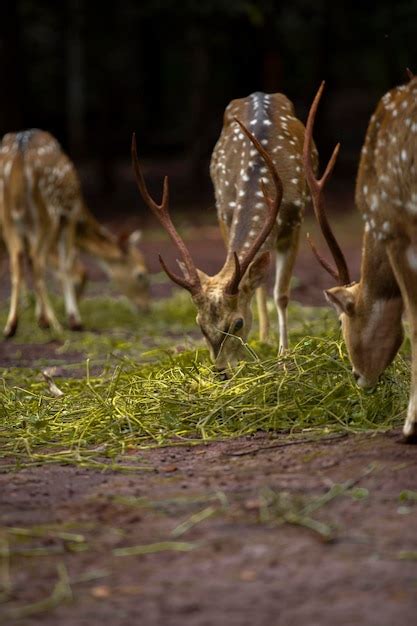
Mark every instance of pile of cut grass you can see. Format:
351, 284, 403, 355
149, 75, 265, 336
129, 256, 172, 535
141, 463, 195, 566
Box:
0, 292, 410, 470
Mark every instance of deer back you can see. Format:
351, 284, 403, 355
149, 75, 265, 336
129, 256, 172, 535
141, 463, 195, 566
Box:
356, 77, 417, 244
0, 129, 83, 239
210, 92, 317, 262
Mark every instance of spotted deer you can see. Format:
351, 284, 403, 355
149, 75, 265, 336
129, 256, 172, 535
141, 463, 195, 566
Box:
0, 129, 149, 337
132, 92, 317, 372
303, 78, 417, 441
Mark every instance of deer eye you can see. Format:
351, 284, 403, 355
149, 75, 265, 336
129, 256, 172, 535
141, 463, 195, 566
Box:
135, 272, 148, 286
232, 318, 244, 332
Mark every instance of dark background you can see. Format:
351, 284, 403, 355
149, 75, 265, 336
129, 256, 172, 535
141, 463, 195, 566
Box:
1, 0, 416, 215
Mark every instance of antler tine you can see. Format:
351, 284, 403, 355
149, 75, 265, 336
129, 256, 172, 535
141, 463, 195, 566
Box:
225, 118, 283, 295
406, 67, 415, 80
306, 233, 339, 282
131, 133, 201, 295
303, 82, 351, 286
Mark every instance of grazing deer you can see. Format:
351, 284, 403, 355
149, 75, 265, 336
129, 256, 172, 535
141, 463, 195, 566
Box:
0, 129, 149, 337
303, 78, 417, 441
132, 92, 317, 371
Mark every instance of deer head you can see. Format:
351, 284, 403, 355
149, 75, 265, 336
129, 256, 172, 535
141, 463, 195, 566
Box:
131, 123, 282, 372
109, 229, 150, 312
303, 82, 404, 388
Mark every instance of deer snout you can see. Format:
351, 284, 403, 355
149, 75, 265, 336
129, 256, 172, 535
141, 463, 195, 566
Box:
216, 368, 229, 381
352, 369, 376, 389
135, 299, 150, 314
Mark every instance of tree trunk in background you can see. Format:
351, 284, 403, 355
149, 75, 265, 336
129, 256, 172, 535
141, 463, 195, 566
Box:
187, 27, 210, 188
261, 17, 284, 95
0, 0, 24, 135
313, 0, 334, 167
67, 0, 85, 157
263, 50, 283, 93
96, 96, 117, 198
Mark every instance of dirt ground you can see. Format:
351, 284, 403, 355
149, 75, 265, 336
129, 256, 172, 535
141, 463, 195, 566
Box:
1, 208, 416, 625
1, 433, 417, 626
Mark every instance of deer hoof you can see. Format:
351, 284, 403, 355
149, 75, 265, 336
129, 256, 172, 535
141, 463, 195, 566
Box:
402, 420, 417, 444
4, 319, 17, 338
37, 314, 51, 329
68, 315, 83, 331
402, 433, 417, 445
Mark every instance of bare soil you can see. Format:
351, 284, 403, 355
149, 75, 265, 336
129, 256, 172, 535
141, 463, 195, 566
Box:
1, 433, 416, 626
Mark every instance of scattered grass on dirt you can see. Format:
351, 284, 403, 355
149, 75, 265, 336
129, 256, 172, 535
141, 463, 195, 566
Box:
0, 292, 411, 471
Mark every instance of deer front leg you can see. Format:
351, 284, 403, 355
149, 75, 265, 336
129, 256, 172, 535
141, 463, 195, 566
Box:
4, 245, 24, 337
256, 285, 269, 341
273, 225, 300, 352
387, 241, 417, 441
73, 258, 87, 301
57, 226, 83, 330
30, 235, 62, 333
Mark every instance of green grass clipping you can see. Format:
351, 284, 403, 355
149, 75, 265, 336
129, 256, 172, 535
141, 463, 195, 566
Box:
0, 291, 410, 470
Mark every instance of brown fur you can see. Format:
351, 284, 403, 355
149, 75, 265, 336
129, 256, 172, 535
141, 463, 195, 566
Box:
0, 130, 149, 335
199, 92, 318, 370
324, 77, 417, 440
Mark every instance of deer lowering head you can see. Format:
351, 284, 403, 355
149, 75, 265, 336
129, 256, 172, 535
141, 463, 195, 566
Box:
0, 129, 150, 336
77, 219, 150, 313
132, 122, 283, 372
304, 77, 417, 441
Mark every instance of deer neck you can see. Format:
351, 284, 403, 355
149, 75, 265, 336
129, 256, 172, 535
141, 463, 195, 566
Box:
77, 208, 124, 266
356, 232, 403, 329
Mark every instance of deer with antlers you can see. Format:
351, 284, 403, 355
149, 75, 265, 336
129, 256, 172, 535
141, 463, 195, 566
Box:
0, 129, 149, 336
304, 77, 417, 441
132, 92, 317, 372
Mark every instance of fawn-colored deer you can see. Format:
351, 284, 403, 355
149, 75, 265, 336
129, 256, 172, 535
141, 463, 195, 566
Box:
132, 92, 317, 372
0, 129, 149, 337
303, 77, 417, 441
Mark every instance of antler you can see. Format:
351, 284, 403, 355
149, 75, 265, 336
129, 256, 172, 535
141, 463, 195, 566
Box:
131, 133, 201, 295
225, 118, 283, 295
303, 81, 351, 286
406, 67, 415, 80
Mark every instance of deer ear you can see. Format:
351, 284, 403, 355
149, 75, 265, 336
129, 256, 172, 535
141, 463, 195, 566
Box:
117, 231, 130, 253
247, 251, 271, 289
325, 286, 356, 316
176, 260, 208, 287
128, 229, 142, 247
177, 259, 190, 281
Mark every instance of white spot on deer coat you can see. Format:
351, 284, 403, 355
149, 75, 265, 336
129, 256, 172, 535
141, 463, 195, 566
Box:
406, 246, 417, 271
370, 195, 379, 211
406, 200, 417, 214
361, 300, 387, 344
